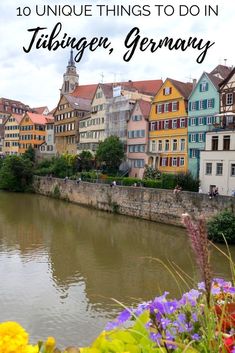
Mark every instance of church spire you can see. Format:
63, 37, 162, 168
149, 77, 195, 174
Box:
68, 49, 75, 67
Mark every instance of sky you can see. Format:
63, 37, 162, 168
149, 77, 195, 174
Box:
0, 0, 234, 110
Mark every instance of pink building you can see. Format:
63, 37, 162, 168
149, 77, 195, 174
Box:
127, 100, 151, 178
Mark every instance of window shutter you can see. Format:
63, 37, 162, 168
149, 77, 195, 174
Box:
188, 118, 191, 126
177, 102, 179, 110
169, 103, 172, 112
160, 157, 162, 166
155, 105, 158, 114
185, 118, 188, 127
189, 149, 192, 158
177, 157, 180, 167
212, 98, 215, 108
155, 122, 158, 130
233, 93, 235, 104
177, 119, 180, 128
161, 120, 164, 130
199, 84, 202, 92
222, 94, 226, 106
196, 101, 199, 110
166, 157, 168, 166
169, 157, 172, 166
195, 117, 198, 126
169, 120, 172, 129
189, 134, 191, 143
189, 102, 192, 111
169, 88, 172, 94
163, 88, 165, 95
203, 99, 207, 109
196, 134, 199, 142
206, 83, 209, 91
204, 117, 207, 125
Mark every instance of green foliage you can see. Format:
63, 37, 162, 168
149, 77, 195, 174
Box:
96, 136, 124, 174
52, 184, 61, 199
174, 172, 199, 192
143, 165, 161, 180
80, 311, 165, 353
142, 179, 162, 188
34, 155, 78, 178
207, 210, 235, 244
22, 145, 36, 163
79, 150, 94, 171
0, 155, 33, 192
161, 173, 176, 189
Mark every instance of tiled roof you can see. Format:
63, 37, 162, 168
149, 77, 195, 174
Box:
99, 84, 113, 98
32, 106, 48, 114
168, 78, 193, 99
218, 67, 235, 89
25, 112, 49, 125
12, 114, 24, 124
210, 65, 233, 80
138, 99, 151, 118
119, 79, 162, 95
71, 84, 99, 99
65, 95, 91, 111
206, 72, 223, 88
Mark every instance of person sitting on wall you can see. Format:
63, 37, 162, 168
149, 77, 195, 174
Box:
173, 185, 182, 195
213, 187, 219, 197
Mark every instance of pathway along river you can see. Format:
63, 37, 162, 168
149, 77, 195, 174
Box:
0, 192, 234, 348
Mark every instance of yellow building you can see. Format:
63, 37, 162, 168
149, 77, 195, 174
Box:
149, 78, 193, 173
19, 112, 52, 154
3, 114, 23, 155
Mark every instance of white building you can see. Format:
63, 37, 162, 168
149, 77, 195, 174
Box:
200, 129, 235, 196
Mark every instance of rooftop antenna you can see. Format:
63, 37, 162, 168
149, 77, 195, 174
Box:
224, 58, 227, 66
100, 72, 104, 83
186, 74, 193, 82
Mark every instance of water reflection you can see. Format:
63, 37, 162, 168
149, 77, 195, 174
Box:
0, 191, 233, 347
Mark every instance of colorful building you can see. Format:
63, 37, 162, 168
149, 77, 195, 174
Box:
3, 114, 23, 155
38, 118, 56, 159
188, 72, 222, 177
149, 78, 193, 174
19, 112, 52, 154
127, 99, 151, 178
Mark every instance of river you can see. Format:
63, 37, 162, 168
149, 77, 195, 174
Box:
0, 192, 233, 348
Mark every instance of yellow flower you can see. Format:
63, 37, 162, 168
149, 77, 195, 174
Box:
0, 321, 38, 353
45, 336, 56, 352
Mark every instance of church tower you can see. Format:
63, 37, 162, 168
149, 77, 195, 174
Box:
61, 50, 79, 94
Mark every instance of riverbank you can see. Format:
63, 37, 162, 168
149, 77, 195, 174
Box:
34, 176, 235, 226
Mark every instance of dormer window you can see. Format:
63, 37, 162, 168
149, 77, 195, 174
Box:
164, 87, 172, 95
200, 82, 208, 92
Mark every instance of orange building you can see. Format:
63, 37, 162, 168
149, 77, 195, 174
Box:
19, 112, 53, 154
149, 78, 193, 173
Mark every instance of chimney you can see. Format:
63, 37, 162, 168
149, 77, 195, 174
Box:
193, 79, 197, 88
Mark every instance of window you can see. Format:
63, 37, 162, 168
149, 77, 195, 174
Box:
216, 163, 223, 175
231, 164, 235, 176
199, 100, 204, 110
180, 139, 185, 151
151, 140, 156, 152
207, 116, 213, 125
191, 133, 196, 143
198, 133, 204, 142
172, 119, 177, 129
180, 157, 185, 166
172, 158, 177, 166
164, 87, 171, 95
223, 135, 230, 151
172, 101, 178, 111
191, 118, 196, 126
180, 118, 185, 128
192, 102, 197, 111
172, 139, 177, 151
226, 93, 233, 105
162, 157, 167, 167
206, 163, 212, 175
191, 149, 197, 158
200, 82, 208, 92
212, 136, 218, 151
157, 104, 163, 113
165, 140, 169, 151
164, 103, 169, 112
207, 99, 214, 109
164, 120, 169, 129
158, 140, 162, 151
198, 117, 204, 125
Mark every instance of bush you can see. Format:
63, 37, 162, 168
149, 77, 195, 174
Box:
161, 173, 176, 189
0, 155, 33, 192
174, 171, 199, 192
207, 210, 235, 244
142, 179, 162, 188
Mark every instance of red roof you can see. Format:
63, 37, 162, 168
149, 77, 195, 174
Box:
120, 80, 163, 96
167, 78, 193, 99
32, 106, 48, 114
138, 99, 151, 118
71, 84, 99, 99
25, 112, 49, 125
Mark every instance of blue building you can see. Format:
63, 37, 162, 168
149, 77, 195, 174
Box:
188, 72, 222, 177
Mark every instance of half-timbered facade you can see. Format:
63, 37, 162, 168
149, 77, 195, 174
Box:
219, 67, 235, 127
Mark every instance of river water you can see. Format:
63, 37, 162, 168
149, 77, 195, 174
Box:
0, 192, 233, 348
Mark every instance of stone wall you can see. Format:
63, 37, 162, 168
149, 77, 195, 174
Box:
34, 176, 235, 226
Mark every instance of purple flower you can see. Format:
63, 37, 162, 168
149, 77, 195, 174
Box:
192, 333, 201, 341
105, 308, 131, 330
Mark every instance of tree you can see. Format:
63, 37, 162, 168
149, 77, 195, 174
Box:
0, 155, 33, 192
78, 150, 93, 171
96, 136, 124, 174
22, 145, 36, 163
207, 210, 235, 244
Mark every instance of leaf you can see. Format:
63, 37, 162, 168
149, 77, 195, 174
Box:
109, 330, 137, 345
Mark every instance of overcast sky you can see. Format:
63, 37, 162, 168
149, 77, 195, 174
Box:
0, 0, 234, 110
